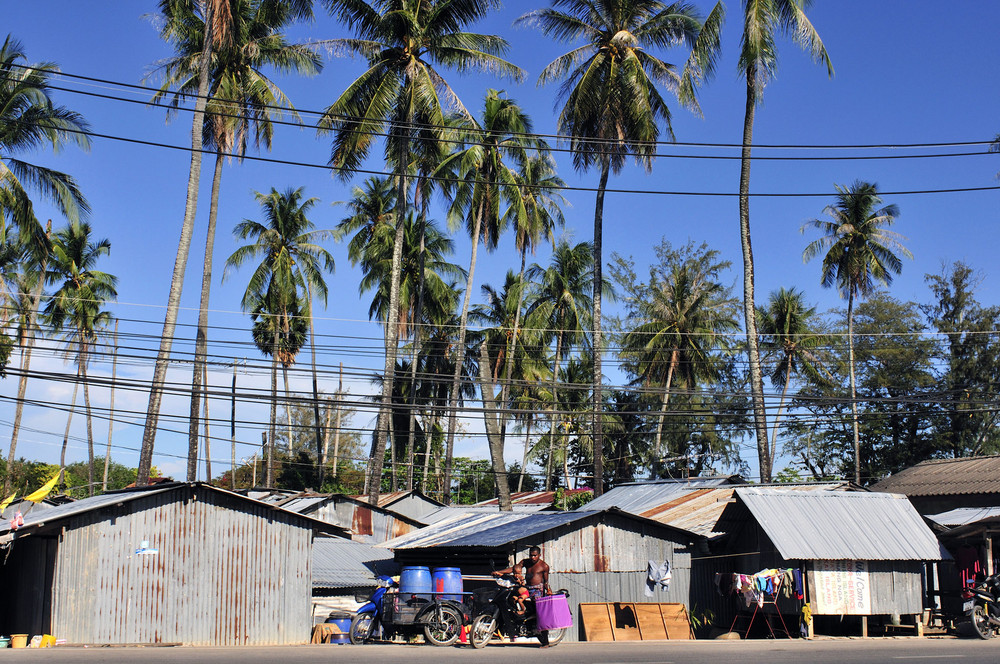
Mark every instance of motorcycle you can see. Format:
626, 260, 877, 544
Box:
345, 575, 395, 644
964, 573, 1000, 639
467, 573, 569, 648
345, 575, 470, 646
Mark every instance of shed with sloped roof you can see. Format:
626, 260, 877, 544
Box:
871, 456, 1000, 515
382, 508, 704, 642
0, 482, 346, 646
713, 488, 945, 636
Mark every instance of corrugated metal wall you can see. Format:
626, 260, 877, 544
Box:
0, 536, 56, 636
514, 516, 695, 642
310, 501, 416, 544
50, 489, 313, 645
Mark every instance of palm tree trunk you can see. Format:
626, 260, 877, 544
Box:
321, 397, 334, 482
369, 143, 409, 504
59, 366, 81, 487
652, 350, 679, 469
187, 151, 224, 482
202, 361, 212, 482
498, 251, 528, 461
230, 360, 237, 490
282, 362, 293, 457
138, 7, 214, 485
306, 283, 323, 487
478, 342, 512, 511
592, 158, 610, 496
405, 202, 429, 491
331, 364, 344, 480
740, 68, 771, 483
80, 345, 95, 496
443, 202, 485, 504
546, 330, 565, 491
103, 319, 118, 492
769, 362, 793, 467
268, 324, 279, 487
517, 416, 533, 492
847, 291, 861, 484
5, 235, 49, 495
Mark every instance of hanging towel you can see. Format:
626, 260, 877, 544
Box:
645, 560, 672, 597
793, 569, 804, 600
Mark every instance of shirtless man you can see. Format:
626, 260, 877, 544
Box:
493, 546, 552, 647
493, 546, 551, 597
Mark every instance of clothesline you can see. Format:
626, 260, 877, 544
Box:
715, 568, 805, 608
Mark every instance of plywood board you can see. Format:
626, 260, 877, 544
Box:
580, 603, 614, 642
660, 603, 694, 639
580, 603, 693, 641
610, 603, 642, 641
634, 603, 668, 640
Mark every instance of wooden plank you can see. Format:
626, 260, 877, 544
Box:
660, 603, 694, 640
609, 603, 642, 641
579, 603, 614, 642
634, 603, 667, 640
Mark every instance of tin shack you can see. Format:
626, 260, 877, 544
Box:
383, 508, 703, 641
714, 488, 945, 637
0, 482, 345, 645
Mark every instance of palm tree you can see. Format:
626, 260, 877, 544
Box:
1, 36, 90, 493
802, 180, 910, 485
470, 271, 548, 509
43, 221, 117, 495
720, 0, 832, 483
251, 289, 308, 481
358, 212, 464, 488
619, 251, 738, 465
756, 287, 826, 466
224, 187, 335, 485
139, 0, 228, 484
498, 154, 565, 456
320, 0, 522, 504
149, 0, 320, 481
517, 0, 717, 495
526, 240, 595, 490
356, 211, 464, 334
436, 89, 537, 504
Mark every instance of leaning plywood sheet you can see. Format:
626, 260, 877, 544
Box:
580, 603, 693, 641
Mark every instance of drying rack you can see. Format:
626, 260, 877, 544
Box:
728, 573, 793, 639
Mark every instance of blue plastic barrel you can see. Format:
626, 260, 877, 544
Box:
400, 566, 432, 595
431, 567, 463, 601
324, 612, 352, 644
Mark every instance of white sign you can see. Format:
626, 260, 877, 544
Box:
812, 560, 871, 615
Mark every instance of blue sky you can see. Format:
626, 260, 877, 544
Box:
3, 1, 1000, 483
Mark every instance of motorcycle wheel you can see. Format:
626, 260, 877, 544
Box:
470, 614, 497, 649
546, 627, 567, 646
970, 602, 995, 640
350, 611, 376, 645
423, 605, 463, 646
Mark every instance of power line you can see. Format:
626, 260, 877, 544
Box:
17, 62, 1000, 152
12, 114, 1000, 199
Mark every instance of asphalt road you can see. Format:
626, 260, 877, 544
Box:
2, 638, 999, 664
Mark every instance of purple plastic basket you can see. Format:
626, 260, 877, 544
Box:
535, 594, 573, 630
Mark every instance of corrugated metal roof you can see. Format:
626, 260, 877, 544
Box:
350, 490, 445, 509
731, 488, 943, 561
312, 537, 399, 589
418, 505, 546, 525
384, 511, 600, 549
871, 456, 1000, 497
473, 490, 592, 507
0, 483, 348, 537
640, 483, 855, 537
583, 478, 731, 513
384, 508, 699, 550
928, 506, 1000, 527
